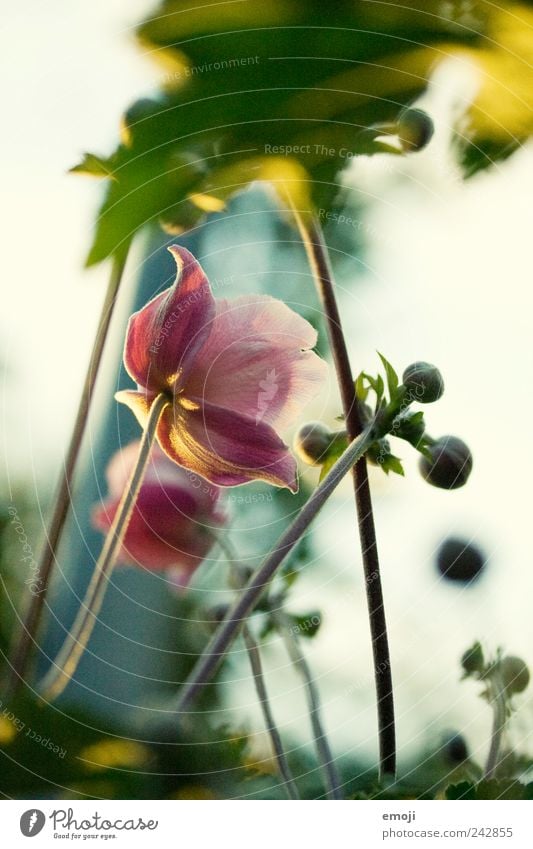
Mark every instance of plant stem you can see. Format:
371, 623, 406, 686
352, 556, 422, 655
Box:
4, 250, 129, 700
242, 624, 300, 800
295, 213, 396, 779
173, 421, 376, 716
214, 534, 337, 799
39, 392, 169, 702
272, 608, 343, 800
485, 680, 507, 779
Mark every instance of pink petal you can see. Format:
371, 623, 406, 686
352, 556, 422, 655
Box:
156, 397, 298, 491
123, 246, 216, 392
185, 295, 328, 431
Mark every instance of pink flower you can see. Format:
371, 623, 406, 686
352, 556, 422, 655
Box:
117, 246, 327, 492
92, 441, 227, 588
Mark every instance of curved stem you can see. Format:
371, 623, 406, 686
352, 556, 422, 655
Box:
485, 681, 507, 779
272, 609, 343, 800
173, 421, 376, 716
4, 250, 130, 700
295, 213, 396, 779
39, 392, 169, 701
242, 624, 300, 800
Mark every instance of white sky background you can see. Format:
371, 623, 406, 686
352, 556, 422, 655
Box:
2, 2, 533, 774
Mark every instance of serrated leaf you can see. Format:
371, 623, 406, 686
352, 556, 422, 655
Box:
378, 352, 399, 399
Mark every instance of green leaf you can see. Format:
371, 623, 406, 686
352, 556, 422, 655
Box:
78, 0, 533, 264
380, 454, 405, 477
377, 352, 399, 399
287, 611, 322, 640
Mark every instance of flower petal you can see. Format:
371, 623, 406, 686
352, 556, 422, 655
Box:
156, 397, 298, 491
185, 295, 328, 431
123, 246, 216, 392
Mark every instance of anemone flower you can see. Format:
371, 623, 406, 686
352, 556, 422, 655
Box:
117, 246, 327, 491
92, 441, 227, 588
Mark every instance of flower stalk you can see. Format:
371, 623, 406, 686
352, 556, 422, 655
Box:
173, 420, 377, 717
295, 213, 396, 779
4, 250, 129, 700
39, 392, 169, 701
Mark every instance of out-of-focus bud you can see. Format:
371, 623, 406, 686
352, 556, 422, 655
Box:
436, 538, 486, 583
419, 436, 473, 489
294, 422, 340, 466
402, 361, 444, 403
461, 642, 485, 677
120, 98, 160, 147
500, 656, 530, 695
442, 733, 469, 764
397, 108, 434, 151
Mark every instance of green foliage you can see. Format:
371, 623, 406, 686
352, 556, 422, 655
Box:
75, 0, 533, 264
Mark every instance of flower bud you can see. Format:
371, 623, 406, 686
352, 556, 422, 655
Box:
461, 642, 485, 677
419, 436, 473, 489
397, 108, 434, 151
294, 422, 338, 466
436, 537, 486, 583
500, 656, 530, 695
402, 361, 444, 403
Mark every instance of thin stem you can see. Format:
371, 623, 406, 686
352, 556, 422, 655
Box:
242, 624, 300, 800
4, 250, 130, 700
295, 212, 396, 779
39, 392, 169, 701
272, 608, 343, 800
485, 680, 507, 779
173, 421, 377, 715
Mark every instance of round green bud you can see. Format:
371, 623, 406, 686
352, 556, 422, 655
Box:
419, 436, 473, 489
500, 656, 530, 695
402, 361, 444, 403
442, 733, 469, 764
436, 538, 486, 583
461, 642, 485, 677
294, 422, 337, 466
397, 108, 434, 151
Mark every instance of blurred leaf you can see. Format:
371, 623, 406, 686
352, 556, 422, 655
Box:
77, 0, 533, 265
446, 779, 533, 800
